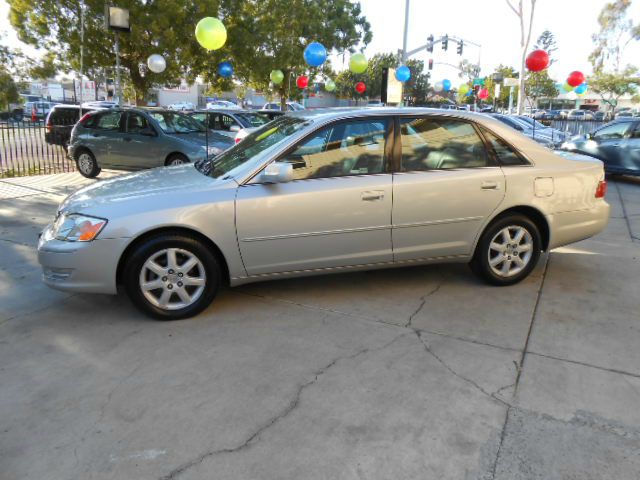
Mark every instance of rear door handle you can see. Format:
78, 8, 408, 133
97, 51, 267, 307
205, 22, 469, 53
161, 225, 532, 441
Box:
361, 190, 385, 201
481, 181, 499, 190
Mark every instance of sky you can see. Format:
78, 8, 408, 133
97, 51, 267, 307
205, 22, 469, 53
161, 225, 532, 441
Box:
1, 0, 639, 86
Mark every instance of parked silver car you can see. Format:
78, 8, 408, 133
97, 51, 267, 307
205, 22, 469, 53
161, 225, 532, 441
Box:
68, 108, 234, 178
39, 108, 610, 320
188, 109, 271, 138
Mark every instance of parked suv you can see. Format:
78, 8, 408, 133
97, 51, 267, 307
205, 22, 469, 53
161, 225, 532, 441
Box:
45, 105, 104, 150
68, 108, 234, 178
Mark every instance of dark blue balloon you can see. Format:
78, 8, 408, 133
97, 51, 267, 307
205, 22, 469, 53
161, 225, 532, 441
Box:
304, 42, 327, 67
395, 65, 411, 82
217, 61, 233, 78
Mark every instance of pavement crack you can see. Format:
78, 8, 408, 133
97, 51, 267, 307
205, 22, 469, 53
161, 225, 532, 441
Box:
614, 181, 635, 242
0, 237, 33, 247
404, 281, 442, 328
159, 333, 407, 480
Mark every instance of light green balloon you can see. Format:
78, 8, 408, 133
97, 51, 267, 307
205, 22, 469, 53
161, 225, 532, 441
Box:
563, 82, 575, 92
324, 79, 336, 92
195, 17, 227, 51
349, 53, 368, 74
270, 69, 284, 84
458, 84, 470, 95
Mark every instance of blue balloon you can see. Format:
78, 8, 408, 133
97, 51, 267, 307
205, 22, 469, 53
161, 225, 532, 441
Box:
303, 42, 327, 67
395, 65, 411, 82
442, 79, 452, 91
574, 83, 588, 94
217, 61, 233, 78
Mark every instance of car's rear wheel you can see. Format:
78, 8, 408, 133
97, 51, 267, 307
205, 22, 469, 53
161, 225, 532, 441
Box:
123, 234, 220, 320
471, 214, 541, 286
76, 149, 101, 178
166, 153, 189, 166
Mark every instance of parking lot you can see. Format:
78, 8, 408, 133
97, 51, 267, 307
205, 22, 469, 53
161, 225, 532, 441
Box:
1, 171, 639, 479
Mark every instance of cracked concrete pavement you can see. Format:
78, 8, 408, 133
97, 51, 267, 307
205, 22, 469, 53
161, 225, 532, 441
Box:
1, 172, 639, 479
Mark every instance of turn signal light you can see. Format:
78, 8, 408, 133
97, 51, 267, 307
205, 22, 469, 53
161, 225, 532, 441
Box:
595, 180, 607, 198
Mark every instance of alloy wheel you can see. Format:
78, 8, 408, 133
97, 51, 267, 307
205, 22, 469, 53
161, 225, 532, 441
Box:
487, 226, 534, 278
139, 248, 206, 310
78, 153, 94, 174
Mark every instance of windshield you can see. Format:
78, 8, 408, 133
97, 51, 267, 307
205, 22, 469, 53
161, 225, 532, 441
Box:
235, 113, 270, 127
149, 111, 205, 134
195, 116, 307, 178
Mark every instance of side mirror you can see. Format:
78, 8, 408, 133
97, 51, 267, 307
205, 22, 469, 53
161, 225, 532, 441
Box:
140, 127, 156, 137
261, 162, 293, 183
229, 125, 241, 133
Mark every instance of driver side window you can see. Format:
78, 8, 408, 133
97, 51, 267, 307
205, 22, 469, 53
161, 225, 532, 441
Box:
593, 122, 630, 140
279, 119, 389, 180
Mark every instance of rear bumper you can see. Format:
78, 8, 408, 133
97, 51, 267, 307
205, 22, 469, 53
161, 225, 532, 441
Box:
38, 226, 129, 294
548, 201, 610, 250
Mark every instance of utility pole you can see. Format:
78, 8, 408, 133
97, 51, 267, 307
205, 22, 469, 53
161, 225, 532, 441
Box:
114, 33, 122, 106
79, 1, 85, 111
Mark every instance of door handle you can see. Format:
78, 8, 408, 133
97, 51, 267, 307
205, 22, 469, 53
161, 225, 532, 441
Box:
361, 190, 384, 201
481, 181, 499, 190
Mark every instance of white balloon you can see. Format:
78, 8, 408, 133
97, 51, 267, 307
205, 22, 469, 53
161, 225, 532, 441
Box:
147, 54, 166, 73
434, 81, 444, 92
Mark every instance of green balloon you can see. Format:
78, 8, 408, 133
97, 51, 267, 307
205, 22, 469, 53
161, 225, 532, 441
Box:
349, 53, 368, 74
563, 82, 575, 92
270, 69, 284, 84
458, 84, 470, 95
324, 79, 336, 92
195, 17, 227, 51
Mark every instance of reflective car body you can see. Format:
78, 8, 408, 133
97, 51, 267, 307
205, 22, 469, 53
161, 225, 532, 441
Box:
188, 109, 271, 138
39, 108, 609, 304
560, 118, 640, 175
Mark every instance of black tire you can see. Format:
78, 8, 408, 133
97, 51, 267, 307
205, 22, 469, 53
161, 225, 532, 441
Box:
470, 214, 542, 286
165, 153, 189, 166
75, 149, 101, 178
123, 233, 221, 320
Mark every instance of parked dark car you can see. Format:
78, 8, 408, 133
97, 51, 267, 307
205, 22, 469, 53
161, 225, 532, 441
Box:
488, 114, 557, 148
45, 105, 103, 150
560, 118, 640, 175
188, 109, 272, 138
68, 108, 234, 178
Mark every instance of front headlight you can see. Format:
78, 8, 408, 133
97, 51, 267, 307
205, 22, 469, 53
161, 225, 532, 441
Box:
52, 213, 107, 242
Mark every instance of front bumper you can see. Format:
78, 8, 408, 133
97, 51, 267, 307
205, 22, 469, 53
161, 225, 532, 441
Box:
38, 225, 130, 294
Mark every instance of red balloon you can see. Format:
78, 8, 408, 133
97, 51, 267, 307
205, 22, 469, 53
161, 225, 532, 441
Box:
566, 71, 585, 87
525, 49, 550, 72
296, 75, 308, 89
355, 82, 366, 94
478, 87, 489, 100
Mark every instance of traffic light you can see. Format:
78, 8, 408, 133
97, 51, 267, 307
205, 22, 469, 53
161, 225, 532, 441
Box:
426, 34, 434, 53
457, 40, 463, 55
428, 59, 433, 70
442, 34, 448, 51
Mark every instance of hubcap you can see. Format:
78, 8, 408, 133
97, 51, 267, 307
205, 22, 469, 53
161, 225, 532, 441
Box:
169, 158, 185, 165
78, 153, 93, 174
488, 226, 534, 278
139, 248, 206, 310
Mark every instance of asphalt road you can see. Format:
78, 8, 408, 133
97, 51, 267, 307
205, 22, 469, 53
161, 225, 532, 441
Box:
1, 172, 639, 480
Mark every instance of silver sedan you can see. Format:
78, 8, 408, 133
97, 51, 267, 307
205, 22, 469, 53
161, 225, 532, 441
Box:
38, 108, 610, 320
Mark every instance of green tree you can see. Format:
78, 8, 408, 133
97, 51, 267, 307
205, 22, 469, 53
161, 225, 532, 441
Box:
533, 30, 558, 65
589, 66, 640, 110
8, 0, 371, 105
0, 67, 20, 109
589, 0, 640, 73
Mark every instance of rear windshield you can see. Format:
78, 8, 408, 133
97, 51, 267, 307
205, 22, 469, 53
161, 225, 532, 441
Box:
235, 113, 270, 127
50, 108, 93, 126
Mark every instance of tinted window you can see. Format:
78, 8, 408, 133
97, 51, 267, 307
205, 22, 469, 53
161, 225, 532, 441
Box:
96, 111, 122, 130
279, 119, 388, 180
399, 117, 489, 171
481, 128, 529, 166
190, 113, 213, 129
219, 114, 238, 130
593, 122, 631, 140
125, 112, 150, 134
236, 113, 269, 127
50, 108, 82, 126
149, 112, 204, 134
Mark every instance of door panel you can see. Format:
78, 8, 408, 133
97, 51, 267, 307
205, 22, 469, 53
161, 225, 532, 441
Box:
392, 116, 505, 261
113, 112, 161, 169
236, 117, 393, 275
89, 111, 124, 167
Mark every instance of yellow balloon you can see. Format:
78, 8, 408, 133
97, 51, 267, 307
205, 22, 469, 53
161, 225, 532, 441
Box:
349, 53, 368, 74
195, 17, 227, 50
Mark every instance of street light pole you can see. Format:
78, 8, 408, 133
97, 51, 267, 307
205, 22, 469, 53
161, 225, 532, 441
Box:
402, 0, 410, 62
114, 32, 122, 106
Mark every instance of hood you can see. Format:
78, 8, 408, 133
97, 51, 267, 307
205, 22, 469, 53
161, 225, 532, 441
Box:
59, 164, 222, 214
170, 130, 234, 148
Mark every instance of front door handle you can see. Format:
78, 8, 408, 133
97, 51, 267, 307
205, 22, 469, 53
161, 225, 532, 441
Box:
361, 190, 385, 201
481, 181, 499, 190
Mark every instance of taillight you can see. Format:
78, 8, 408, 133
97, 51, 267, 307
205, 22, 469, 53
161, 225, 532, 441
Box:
31, 106, 37, 122
595, 180, 607, 198
79, 113, 92, 124
46, 118, 53, 132
235, 137, 241, 144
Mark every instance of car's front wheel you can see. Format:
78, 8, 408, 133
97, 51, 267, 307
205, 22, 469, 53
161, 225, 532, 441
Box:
75, 149, 101, 178
165, 153, 189, 166
123, 234, 221, 320
471, 214, 541, 286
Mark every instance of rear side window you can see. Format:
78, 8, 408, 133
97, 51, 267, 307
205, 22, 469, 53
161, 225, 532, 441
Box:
480, 128, 530, 166
593, 122, 631, 140
95, 111, 122, 130
399, 117, 490, 171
